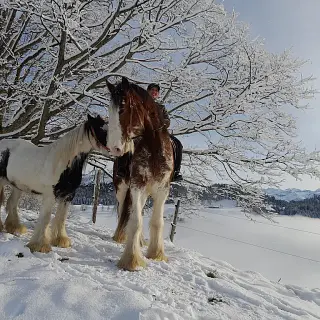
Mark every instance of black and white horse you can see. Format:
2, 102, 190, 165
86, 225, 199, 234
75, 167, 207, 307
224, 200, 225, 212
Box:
0, 114, 109, 253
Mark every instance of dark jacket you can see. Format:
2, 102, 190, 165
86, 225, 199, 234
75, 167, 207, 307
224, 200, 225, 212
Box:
157, 103, 170, 129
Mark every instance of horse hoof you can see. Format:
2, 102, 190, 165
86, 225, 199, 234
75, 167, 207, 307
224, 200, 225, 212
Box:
117, 254, 146, 271
112, 233, 127, 244
5, 223, 27, 235
146, 252, 168, 262
51, 236, 71, 248
27, 242, 52, 253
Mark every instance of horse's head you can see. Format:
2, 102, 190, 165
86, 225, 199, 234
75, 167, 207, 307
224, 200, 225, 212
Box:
85, 114, 109, 154
106, 77, 147, 156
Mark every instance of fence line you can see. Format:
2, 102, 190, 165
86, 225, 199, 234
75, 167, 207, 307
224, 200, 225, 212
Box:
168, 222, 320, 264
206, 211, 320, 237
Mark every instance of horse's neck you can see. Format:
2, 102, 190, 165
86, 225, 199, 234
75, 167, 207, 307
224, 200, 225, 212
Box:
45, 124, 92, 170
141, 128, 167, 155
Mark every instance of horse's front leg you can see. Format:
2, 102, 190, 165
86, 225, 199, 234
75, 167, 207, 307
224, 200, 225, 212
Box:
5, 187, 27, 234
27, 195, 55, 253
117, 187, 148, 271
113, 181, 129, 243
51, 200, 71, 248
146, 188, 169, 262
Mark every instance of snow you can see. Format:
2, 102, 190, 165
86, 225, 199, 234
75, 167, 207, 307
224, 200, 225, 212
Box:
0, 205, 319, 320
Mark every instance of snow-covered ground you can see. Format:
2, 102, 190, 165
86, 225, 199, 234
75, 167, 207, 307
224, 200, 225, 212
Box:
0, 202, 319, 320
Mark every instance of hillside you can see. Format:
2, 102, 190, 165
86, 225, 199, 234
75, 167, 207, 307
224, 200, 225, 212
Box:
265, 188, 320, 202
0, 207, 319, 320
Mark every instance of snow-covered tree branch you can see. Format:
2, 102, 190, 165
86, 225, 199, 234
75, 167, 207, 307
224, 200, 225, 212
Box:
1, 0, 319, 210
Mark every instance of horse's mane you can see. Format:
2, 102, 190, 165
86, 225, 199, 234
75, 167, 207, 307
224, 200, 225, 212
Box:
47, 122, 90, 172
130, 84, 152, 104
129, 83, 168, 175
129, 83, 165, 130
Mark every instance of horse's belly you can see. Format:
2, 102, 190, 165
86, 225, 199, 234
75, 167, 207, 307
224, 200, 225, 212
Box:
6, 169, 46, 193
9, 181, 42, 194
6, 156, 50, 194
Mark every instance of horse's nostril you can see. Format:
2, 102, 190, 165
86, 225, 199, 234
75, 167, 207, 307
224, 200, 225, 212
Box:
115, 147, 121, 153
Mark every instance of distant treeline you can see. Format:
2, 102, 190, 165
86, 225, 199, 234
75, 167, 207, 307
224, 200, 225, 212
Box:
72, 182, 237, 206
266, 195, 320, 218
72, 180, 320, 218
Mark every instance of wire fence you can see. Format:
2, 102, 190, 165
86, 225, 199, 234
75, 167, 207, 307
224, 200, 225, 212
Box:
81, 203, 320, 264
202, 210, 320, 237
164, 207, 320, 264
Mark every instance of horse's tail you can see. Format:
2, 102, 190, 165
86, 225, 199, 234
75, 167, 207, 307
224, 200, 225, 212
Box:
118, 189, 131, 232
113, 188, 131, 243
0, 186, 4, 207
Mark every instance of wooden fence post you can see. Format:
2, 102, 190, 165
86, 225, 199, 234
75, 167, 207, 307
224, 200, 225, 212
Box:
92, 169, 102, 224
170, 199, 180, 242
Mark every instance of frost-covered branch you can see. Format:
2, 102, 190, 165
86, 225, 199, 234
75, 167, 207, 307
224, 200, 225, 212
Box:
0, 0, 319, 211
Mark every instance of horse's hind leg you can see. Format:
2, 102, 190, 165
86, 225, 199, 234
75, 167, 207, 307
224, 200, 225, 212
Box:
113, 182, 129, 243
51, 201, 71, 248
118, 187, 148, 271
27, 195, 55, 253
0, 183, 5, 232
5, 187, 27, 234
146, 189, 169, 262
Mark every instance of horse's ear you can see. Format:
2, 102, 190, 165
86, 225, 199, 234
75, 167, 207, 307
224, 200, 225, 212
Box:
121, 77, 130, 91
106, 80, 115, 93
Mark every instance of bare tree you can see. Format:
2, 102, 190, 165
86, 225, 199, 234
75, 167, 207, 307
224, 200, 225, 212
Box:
0, 0, 318, 209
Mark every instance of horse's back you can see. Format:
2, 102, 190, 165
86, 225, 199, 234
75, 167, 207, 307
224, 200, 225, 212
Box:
0, 138, 35, 153
0, 139, 48, 192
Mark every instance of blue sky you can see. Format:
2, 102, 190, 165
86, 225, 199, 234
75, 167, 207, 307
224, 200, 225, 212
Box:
219, 0, 320, 190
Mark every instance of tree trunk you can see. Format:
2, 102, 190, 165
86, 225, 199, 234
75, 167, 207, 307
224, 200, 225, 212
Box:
92, 169, 102, 224
170, 199, 180, 242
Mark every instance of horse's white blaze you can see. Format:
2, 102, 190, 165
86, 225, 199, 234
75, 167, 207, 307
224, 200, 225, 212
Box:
107, 105, 124, 156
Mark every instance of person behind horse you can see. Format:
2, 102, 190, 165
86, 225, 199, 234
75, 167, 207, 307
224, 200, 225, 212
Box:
116, 83, 183, 182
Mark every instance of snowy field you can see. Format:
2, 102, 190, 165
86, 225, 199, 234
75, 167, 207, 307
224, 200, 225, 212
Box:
86, 200, 320, 289
0, 202, 319, 319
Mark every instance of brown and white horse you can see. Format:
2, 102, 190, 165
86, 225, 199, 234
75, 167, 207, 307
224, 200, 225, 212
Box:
106, 77, 174, 271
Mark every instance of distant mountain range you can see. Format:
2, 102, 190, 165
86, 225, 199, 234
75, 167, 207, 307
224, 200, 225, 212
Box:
78, 174, 320, 217
82, 172, 320, 203
264, 188, 320, 202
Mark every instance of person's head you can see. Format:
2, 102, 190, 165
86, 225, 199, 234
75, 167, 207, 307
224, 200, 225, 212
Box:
147, 83, 160, 100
